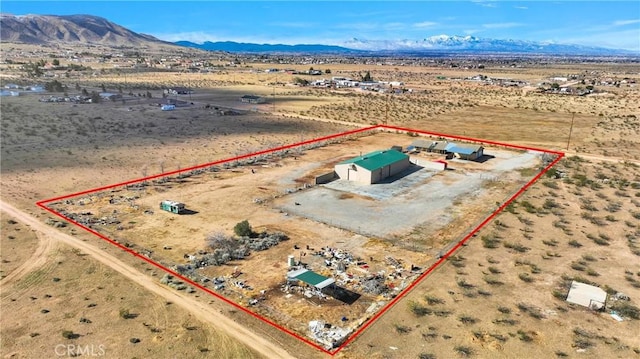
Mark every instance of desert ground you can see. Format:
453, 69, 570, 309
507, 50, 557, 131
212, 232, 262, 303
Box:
43, 129, 543, 348
1, 43, 639, 358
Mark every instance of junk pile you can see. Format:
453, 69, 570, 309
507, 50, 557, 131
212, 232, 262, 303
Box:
314, 247, 355, 271
191, 231, 289, 267
308, 320, 352, 350
57, 210, 121, 227
281, 282, 328, 300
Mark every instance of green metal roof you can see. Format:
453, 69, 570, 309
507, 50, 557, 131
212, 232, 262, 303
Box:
288, 268, 335, 289
339, 149, 408, 171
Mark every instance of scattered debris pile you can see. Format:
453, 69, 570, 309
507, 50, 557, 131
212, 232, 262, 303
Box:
58, 210, 121, 227
187, 231, 289, 268
308, 320, 352, 350
360, 274, 388, 295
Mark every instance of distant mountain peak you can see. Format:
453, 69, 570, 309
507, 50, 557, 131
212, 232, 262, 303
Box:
0, 13, 172, 47
341, 34, 635, 55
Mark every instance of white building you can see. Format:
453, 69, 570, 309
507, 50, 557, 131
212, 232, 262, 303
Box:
334, 149, 410, 184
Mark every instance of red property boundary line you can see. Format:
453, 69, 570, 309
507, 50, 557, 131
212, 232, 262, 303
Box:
36, 124, 564, 356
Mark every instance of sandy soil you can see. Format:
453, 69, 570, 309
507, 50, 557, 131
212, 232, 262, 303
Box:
0, 200, 294, 359
2, 48, 639, 358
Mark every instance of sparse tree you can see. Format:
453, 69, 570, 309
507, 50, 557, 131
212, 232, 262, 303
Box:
52, 59, 60, 66
23, 61, 43, 78
293, 77, 309, 86
362, 71, 373, 82
234, 220, 253, 237
90, 91, 101, 103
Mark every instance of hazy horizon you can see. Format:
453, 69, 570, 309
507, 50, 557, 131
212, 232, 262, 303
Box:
2, 1, 639, 51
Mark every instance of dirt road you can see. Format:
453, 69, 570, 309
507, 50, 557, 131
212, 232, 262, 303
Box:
565, 151, 640, 165
0, 200, 297, 359
0, 231, 56, 286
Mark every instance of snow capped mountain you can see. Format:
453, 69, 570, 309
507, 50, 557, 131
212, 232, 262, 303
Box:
342, 34, 634, 55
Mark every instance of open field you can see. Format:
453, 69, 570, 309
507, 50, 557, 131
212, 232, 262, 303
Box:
43, 130, 544, 349
341, 157, 640, 359
1, 44, 639, 358
0, 210, 262, 359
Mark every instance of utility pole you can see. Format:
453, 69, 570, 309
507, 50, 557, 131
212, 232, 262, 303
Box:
566, 112, 575, 151
272, 74, 276, 112
384, 94, 389, 125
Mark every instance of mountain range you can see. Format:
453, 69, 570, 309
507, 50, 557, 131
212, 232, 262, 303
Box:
0, 13, 171, 47
1, 13, 636, 56
175, 41, 362, 54
341, 35, 635, 55
179, 36, 636, 56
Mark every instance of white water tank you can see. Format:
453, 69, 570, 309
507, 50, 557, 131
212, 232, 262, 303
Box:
287, 255, 295, 267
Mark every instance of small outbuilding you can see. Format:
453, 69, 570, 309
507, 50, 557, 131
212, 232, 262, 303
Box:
159, 200, 185, 214
240, 95, 266, 104
334, 149, 410, 184
446, 143, 484, 161
566, 281, 607, 310
287, 268, 335, 290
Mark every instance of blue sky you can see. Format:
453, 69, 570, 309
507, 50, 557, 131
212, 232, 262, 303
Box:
2, 1, 639, 50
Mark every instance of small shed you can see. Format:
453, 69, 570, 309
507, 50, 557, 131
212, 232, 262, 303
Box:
566, 281, 607, 310
240, 95, 266, 104
409, 139, 433, 151
287, 268, 335, 289
446, 143, 484, 161
159, 200, 185, 214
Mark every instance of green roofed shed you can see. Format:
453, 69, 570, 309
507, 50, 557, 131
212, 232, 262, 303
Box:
287, 268, 335, 289
338, 149, 408, 171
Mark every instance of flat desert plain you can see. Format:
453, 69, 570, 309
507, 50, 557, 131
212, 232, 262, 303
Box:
1, 48, 639, 359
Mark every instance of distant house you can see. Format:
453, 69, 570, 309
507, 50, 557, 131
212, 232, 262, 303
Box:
335, 149, 410, 184
240, 95, 266, 104
165, 87, 193, 95
99, 92, 119, 100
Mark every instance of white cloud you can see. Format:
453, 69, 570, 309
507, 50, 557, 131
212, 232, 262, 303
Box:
413, 21, 438, 28
563, 29, 640, 52
334, 22, 379, 31
514, 6, 528, 10
463, 29, 482, 35
384, 22, 406, 30
152, 31, 346, 46
471, 0, 498, 8
613, 19, 640, 26
482, 22, 522, 29
154, 31, 222, 44
268, 21, 316, 28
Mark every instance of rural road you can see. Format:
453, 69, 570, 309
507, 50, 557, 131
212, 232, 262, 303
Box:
0, 200, 297, 359
565, 151, 640, 165
0, 230, 55, 286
